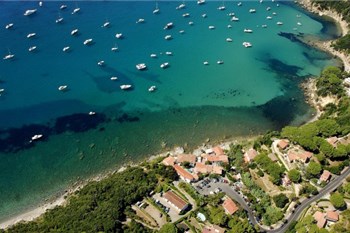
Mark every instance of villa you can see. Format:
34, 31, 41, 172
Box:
287, 148, 313, 163
243, 148, 258, 163
222, 197, 239, 215
326, 211, 339, 222
313, 211, 327, 228
319, 170, 331, 183
163, 191, 189, 214
202, 224, 225, 233
277, 139, 290, 150
173, 164, 198, 183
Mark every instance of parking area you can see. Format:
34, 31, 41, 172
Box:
152, 193, 183, 222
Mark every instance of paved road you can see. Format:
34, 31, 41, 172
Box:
195, 167, 350, 233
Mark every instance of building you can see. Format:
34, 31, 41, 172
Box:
222, 197, 238, 215
176, 154, 197, 165
277, 139, 289, 150
213, 146, 225, 156
243, 148, 257, 163
287, 148, 312, 163
326, 211, 339, 222
163, 191, 189, 214
202, 154, 229, 164
313, 211, 326, 228
194, 162, 223, 175
319, 170, 331, 183
173, 164, 197, 183
162, 156, 176, 166
202, 224, 225, 233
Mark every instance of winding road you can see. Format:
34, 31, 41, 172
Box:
199, 167, 350, 233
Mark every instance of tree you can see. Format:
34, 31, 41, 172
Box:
209, 207, 228, 226
306, 162, 322, 177
263, 206, 283, 225
288, 169, 301, 183
343, 183, 350, 194
300, 184, 318, 196
330, 192, 346, 209
159, 223, 178, 233
273, 194, 289, 208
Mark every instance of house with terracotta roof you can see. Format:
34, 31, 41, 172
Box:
243, 148, 258, 163
194, 162, 224, 175
163, 191, 189, 214
319, 170, 331, 183
326, 211, 339, 222
277, 139, 289, 150
202, 154, 229, 165
313, 211, 326, 228
176, 154, 197, 165
213, 146, 225, 156
173, 164, 197, 183
222, 197, 238, 215
287, 148, 312, 163
202, 224, 225, 233
162, 156, 176, 166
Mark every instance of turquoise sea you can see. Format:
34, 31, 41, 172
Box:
0, 0, 341, 221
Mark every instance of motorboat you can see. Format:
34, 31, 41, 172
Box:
249, 9, 256, 13
197, 0, 205, 5
266, 7, 271, 11
179, 30, 185, 33
72, 8, 80, 15
227, 24, 232, 28
71, 29, 78, 35
228, 13, 235, 17
115, 33, 123, 39
88, 111, 96, 115
203, 61, 209, 65
176, 3, 185, 10
120, 85, 132, 90
136, 18, 145, 23
83, 39, 93, 45
31, 134, 43, 141
150, 54, 157, 58
60, 5, 67, 10
266, 16, 272, 20
208, 25, 215, 30
28, 46, 37, 52
110, 76, 118, 81
63, 46, 70, 52
165, 51, 172, 56
55, 17, 63, 23
297, 22, 302, 26
164, 35, 172, 40
244, 29, 253, 33
102, 21, 110, 28
188, 22, 194, 25
182, 13, 190, 17
277, 22, 283, 25
242, 42, 252, 48
231, 16, 239, 21
58, 85, 68, 91
202, 14, 207, 18
136, 63, 147, 70
226, 38, 232, 42
111, 46, 118, 51
273, 12, 277, 15
148, 86, 156, 92
5, 23, 13, 29
39, 1, 43, 7
164, 22, 173, 30
237, 2, 242, 6
27, 33, 36, 38
3, 53, 14, 60
262, 24, 267, 28
153, 2, 160, 14
217, 6, 225, 11
217, 60, 224, 64
160, 62, 169, 68
97, 60, 105, 66
24, 9, 37, 16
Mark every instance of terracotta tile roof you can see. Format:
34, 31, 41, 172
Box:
173, 164, 196, 181
244, 148, 257, 163
222, 197, 238, 215
202, 224, 225, 233
162, 156, 175, 166
212, 165, 223, 175
326, 211, 339, 222
313, 211, 326, 228
320, 170, 331, 182
177, 154, 197, 164
163, 191, 188, 212
287, 149, 312, 162
299, 151, 313, 161
203, 154, 229, 164
213, 146, 225, 156
278, 139, 289, 150
194, 162, 212, 174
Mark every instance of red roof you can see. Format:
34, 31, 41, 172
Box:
202, 224, 225, 233
244, 148, 257, 163
313, 211, 326, 228
173, 164, 196, 181
320, 170, 331, 182
326, 211, 339, 222
222, 197, 238, 215
203, 154, 229, 164
278, 139, 289, 150
177, 154, 196, 164
212, 146, 225, 156
194, 162, 212, 174
287, 149, 312, 162
163, 191, 188, 212
162, 156, 175, 166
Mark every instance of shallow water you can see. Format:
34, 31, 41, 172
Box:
0, 1, 340, 221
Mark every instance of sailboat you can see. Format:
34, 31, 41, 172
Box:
153, 1, 160, 14
3, 49, 14, 60
55, 13, 63, 23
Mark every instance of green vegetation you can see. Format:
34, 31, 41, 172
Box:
254, 153, 285, 184
178, 182, 204, 206
226, 216, 255, 233
288, 169, 301, 183
300, 183, 319, 196
159, 223, 178, 233
294, 215, 328, 233
330, 209, 350, 233
208, 207, 228, 226
306, 161, 322, 178
330, 192, 346, 209
317, 67, 345, 97
273, 194, 289, 208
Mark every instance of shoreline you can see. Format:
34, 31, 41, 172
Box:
1, 1, 349, 230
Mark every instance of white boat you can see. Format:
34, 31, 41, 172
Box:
0, 89, 4, 93
136, 18, 145, 24
231, 16, 239, 21
164, 22, 173, 30
179, 30, 185, 34
176, 3, 186, 10
55, 17, 63, 23
60, 5, 67, 10
197, 0, 205, 5
202, 14, 207, 18
244, 29, 253, 33
111, 45, 118, 51
3, 53, 14, 60
63, 46, 70, 52
188, 21, 194, 25
39, 1, 43, 7
242, 42, 252, 48
226, 38, 232, 42
203, 61, 209, 65
110, 76, 118, 81
5, 23, 13, 29
237, 2, 242, 6
102, 21, 110, 28
208, 25, 215, 30
83, 39, 93, 45
27, 33, 36, 38
217, 60, 224, 64
228, 13, 235, 16
160, 62, 169, 68
72, 8, 80, 15
136, 63, 147, 70
266, 16, 272, 20
71, 29, 78, 35
31, 134, 43, 141
277, 21, 283, 25
164, 35, 172, 40
249, 9, 256, 13
165, 51, 172, 56
266, 7, 271, 11
272, 12, 277, 15
217, 6, 225, 11
296, 14, 301, 18
120, 85, 132, 90
297, 22, 302, 26
24, 9, 37, 16
182, 13, 190, 17
153, 2, 160, 14
28, 46, 37, 52
58, 85, 68, 91
148, 86, 156, 92
97, 61, 105, 66
262, 24, 267, 28
115, 33, 123, 39
88, 111, 96, 115
150, 54, 157, 58
227, 24, 232, 28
